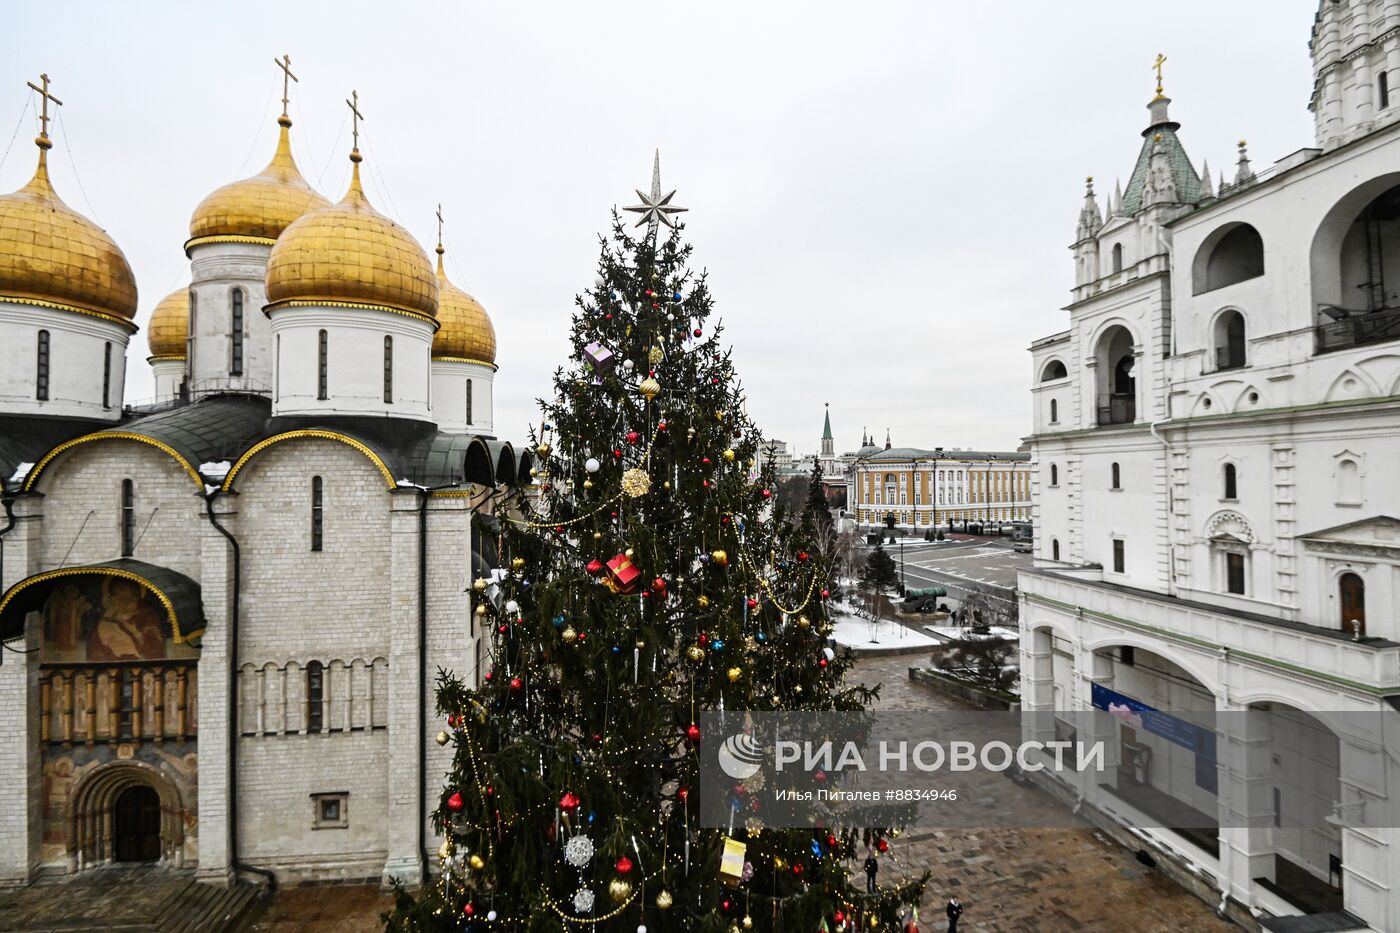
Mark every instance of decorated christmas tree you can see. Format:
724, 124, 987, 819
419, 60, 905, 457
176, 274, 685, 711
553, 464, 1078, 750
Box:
387, 165, 926, 932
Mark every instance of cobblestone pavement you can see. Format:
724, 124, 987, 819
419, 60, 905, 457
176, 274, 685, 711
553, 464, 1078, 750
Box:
851, 652, 1234, 932
247, 882, 394, 933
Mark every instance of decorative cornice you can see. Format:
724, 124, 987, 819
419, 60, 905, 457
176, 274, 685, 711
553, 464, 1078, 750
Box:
146, 354, 186, 363
0, 295, 139, 332
431, 355, 499, 370
25, 432, 202, 492
222, 429, 395, 491
183, 234, 277, 256
1301, 539, 1400, 560
0, 566, 203, 644
264, 298, 440, 330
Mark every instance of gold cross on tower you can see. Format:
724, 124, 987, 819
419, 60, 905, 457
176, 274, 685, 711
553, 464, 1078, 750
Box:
1152, 53, 1168, 100
436, 203, 445, 248
25, 73, 63, 147
274, 54, 297, 118
346, 89, 364, 152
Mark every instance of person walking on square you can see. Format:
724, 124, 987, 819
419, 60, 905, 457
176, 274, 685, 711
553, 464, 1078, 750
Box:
863, 848, 879, 893
946, 895, 963, 932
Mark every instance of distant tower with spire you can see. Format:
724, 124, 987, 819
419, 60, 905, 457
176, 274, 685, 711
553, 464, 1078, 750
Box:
821, 403, 835, 458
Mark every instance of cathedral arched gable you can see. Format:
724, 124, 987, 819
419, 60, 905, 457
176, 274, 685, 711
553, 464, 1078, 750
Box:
222, 430, 396, 491
24, 432, 203, 493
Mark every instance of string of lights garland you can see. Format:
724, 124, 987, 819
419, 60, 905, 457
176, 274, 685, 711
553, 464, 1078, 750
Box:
730, 536, 821, 616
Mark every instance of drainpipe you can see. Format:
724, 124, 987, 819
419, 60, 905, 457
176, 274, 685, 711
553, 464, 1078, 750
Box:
417, 488, 429, 877
204, 492, 277, 893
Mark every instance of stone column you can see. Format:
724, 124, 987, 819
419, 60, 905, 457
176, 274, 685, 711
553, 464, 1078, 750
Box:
1074, 641, 1118, 801
0, 495, 43, 888
195, 495, 237, 886
1216, 700, 1275, 903
383, 495, 424, 885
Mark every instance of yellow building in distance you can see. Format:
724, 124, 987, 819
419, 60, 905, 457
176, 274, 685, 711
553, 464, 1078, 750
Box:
849, 440, 1031, 530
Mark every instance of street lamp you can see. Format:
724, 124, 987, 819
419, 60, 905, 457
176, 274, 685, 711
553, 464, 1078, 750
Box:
898, 537, 905, 595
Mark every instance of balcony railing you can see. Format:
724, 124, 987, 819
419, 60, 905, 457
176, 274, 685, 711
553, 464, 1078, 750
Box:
1097, 394, 1136, 426
1215, 345, 1247, 371
39, 661, 198, 745
1315, 305, 1400, 354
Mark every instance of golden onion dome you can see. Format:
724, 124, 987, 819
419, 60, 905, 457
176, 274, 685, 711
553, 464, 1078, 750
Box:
265, 151, 438, 320
186, 115, 330, 250
432, 245, 497, 364
0, 139, 138, 322
146, 287, 189, 359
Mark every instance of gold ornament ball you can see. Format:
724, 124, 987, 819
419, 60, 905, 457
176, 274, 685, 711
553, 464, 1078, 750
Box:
655, 890, 674, 910
438, 840, 451, 859
796, 615, 811, 629
536, 442, 551, 457
648, 345, 664, 365
583, 478, 594, 490
562, 626, 578, 643
686, 645, 705, 663
729, 924, 740, 933
608, 878, 632, 904
638, 377, 661, 401
625, 548, 635, 558
529, 467, 539, 478
722, 448, 736, 462
435, 730, 449, 747
727, 666, 742, 683
468, 854, 485, 871
472, 578, 488, 592
636, 639, 646, 649
715, 410, 725, 422
743, 916, 754, 930
474, 604, 488, 617
773, 856, 786, 870
511, 556, 526, 570
697, 594, 711, 609
592, 531, 603, 541
711, 549, 729, 566
663, 480, 672, 489
621, 467, 651, 498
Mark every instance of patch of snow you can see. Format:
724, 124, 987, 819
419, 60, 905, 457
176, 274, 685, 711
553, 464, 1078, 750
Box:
921, 625, 1018, 642
203, 484, 220, 496
397, 478, 426, 489
9, 462, 34, 484
199, 460, 232, 480
830, 611, 938, 649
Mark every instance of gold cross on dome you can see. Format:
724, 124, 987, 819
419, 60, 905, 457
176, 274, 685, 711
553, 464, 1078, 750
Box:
436, 203, 444, 246
346, 89, 364, 150
274, 54, 298, 118
1153, 53, 1168, 100
26, 73, 63, 142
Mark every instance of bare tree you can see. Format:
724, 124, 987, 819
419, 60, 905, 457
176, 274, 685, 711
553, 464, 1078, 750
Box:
956, 583, 1017, 632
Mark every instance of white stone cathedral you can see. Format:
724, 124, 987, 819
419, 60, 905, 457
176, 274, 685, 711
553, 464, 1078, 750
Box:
1022, 3, 1400, 930
0, 74, 521, 888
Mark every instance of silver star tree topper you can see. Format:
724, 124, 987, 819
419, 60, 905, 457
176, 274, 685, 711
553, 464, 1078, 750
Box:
624, 149, 688, 235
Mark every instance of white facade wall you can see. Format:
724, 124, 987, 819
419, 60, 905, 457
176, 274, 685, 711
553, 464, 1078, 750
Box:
188, 241, 273, 397
0, 302, 128, 421
271, 306, 435, 423
148, 358, 185, 401
430, 360, 495, 435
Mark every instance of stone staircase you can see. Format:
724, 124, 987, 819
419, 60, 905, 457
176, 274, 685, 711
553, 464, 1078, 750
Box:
0, 866, 266, 933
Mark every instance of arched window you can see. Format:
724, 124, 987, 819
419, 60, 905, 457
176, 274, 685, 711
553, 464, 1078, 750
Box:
1112, 243, 1124, 273
383, 336, 393, 403
1110, 462, 1121, 490
120, 479, 135, 557
1337, 458, 1361, 504
1051, 538, 1061, 561
465, 378, 474, 423
311, 476, 324, 552
1049, 398, 1059, 424
1223, 463, 1238, 500
1339, 572, 1366, 636
317, 330, 329, 400
102, 342, 112, 409
36, 330, 49, 401
230, 289, 245, 376
1040, 360, 1067, 382
1049, 463, 1058, 486
306, 661, 325, 733
1214, 309, 1247, 370
1193, 223, 1265, 293
1095, 325, 1136, 425
1381, 70, 1391, 109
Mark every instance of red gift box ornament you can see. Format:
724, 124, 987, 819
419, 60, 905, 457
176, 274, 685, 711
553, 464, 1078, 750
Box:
605, 553, 641, 594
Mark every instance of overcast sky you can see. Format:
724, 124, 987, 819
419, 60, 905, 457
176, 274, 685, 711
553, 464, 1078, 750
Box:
2, 2, 1317, 455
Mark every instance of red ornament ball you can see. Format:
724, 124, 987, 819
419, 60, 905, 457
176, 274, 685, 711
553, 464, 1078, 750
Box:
446, 791, 464, 812
497, 623, 508, 634
626, 431, 640, 445
658, 421, 668, 431
821, 589, 831, 598
559, 791, 580, 812
509, 676, 523, 691
694, 328, 703, 337
483, 671, 493, 681
792, 863, 803, 875
877, 837, 890, 853
686, 723, 701, 742
747, 598, 758, 609
613, 449, 623, 459
818, 658, 828, 668
463, 903, 475, 917
677, 787, 690, 802
615, 856, 634, 874
761, 489, 772, 499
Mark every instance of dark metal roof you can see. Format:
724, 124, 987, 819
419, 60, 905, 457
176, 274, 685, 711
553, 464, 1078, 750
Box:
857, 447, 1030, 463
0, 414, 105, 493
21, 395, 271, 492
0, 558, 205, 645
